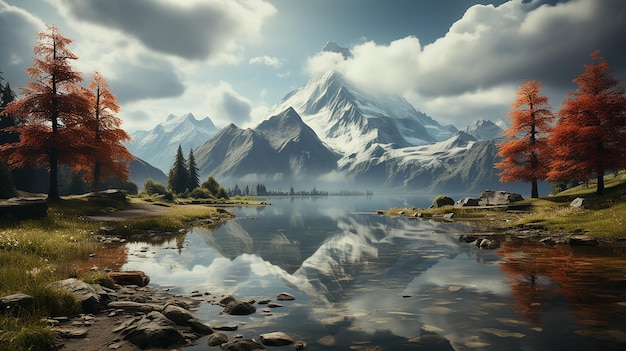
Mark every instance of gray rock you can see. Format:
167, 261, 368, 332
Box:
107, 301, 156, 313
443, 213, 455, 220
51, 326, 88, 339
219, 295, 236, 306
220, 339, 265, 351
208, 332, 229, 346
259, 331, 294, 346
455, 197, 479, 207
0, 197, 47, 219
48, 278, 101, 314
478, 190, 523, 206
477, 239, 499, 250
224, 300, 257, 315
162, 304, 194, 326
276, 292, 295, 301
189, 318, 213, 335
118, 311, 186, 349
570, 197, 591, 209
0, 293, 34, 315
569, 236, 600, 247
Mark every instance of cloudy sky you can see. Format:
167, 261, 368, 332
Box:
1, 0, 625, 132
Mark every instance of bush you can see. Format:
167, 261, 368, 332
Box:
142, 179, 174, 202
143, 179, 168, 195
31, 285, 81, 317
189, 187, 214, 199
216, 186, 229, 200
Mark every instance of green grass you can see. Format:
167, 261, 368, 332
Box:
0, 195, 236, 350
388, 171, 626, 239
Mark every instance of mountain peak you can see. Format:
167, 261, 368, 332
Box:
464, 119, 503, 140
321, 41, 352, 59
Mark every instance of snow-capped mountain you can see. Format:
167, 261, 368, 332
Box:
268, 71, 457, 158
464, 119, 504, 141
194, 107, 339, 182
126, 113, 219, 172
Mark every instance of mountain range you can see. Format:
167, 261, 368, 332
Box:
127, 44, 526, 194
126, 113, 219, 172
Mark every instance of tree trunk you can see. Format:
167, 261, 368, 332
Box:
596, 170, 605, 196
92, 161, 100, 192
531, 179, 538, 198
48, 147, 59, 201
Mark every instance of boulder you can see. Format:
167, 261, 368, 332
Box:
260, 331, 295, 346
569, 236, 600, 247
219, 295, 236, 306
208, 332, 229, 346
432, 196, 455, 208
478, 190, 523, 206
477, 239, 499, 250
188, 318, 213, 335
107, 301, 156, 313
454, 197, 479, 208
162, 304, 195, 326
117, 311, 186, 349
48, 278, 102, 314
108, 271, 150, 287
0, 197, 47, 220
220, 339, 265, 351
224, 300, 256, 315
276, 292, 296, 301
0, 293, 34, 315
570, 197, 591, 209
443, 213, 455, 220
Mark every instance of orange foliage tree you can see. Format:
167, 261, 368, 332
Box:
547, 51, 626, 196
495, 80, 554, 198
0, 25, 91, 200
78, 72, 133, 192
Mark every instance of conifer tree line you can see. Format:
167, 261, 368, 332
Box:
164, 145, 229, 199
496, 50, 626, 197
0, 25, 133, 201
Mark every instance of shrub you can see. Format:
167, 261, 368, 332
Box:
189, 187, 214, 199
31, 285, 81, 317
143, 179, 168, 195
216, 186, 229, 200
433, 195, 455, 208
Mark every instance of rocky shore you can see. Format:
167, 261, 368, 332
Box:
1, 272, 304, 351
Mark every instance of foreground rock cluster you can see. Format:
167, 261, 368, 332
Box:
1, 272, 304, 350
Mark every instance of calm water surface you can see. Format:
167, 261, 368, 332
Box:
121, 196, 626, 350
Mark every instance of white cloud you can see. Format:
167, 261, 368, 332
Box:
305, 0, 626, 127
50, 0, 277, 62
205, 82, 253, 127
249, 55, 283, 68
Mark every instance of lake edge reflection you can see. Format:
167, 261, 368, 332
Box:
120, 196, 626, 351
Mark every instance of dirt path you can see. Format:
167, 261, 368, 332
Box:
84, 203, 170, 222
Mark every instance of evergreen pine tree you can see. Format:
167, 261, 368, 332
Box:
187, 149, 199, 190
168, 145, 189, 194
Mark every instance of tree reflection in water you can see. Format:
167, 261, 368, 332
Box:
498, 240, 626, 329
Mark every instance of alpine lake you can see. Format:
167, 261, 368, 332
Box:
117, 195, 626, 351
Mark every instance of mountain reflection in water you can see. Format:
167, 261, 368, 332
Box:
121, 196, 626, 351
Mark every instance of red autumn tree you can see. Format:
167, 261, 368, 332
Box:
547, 51, 626, 196
76, 72, 133, 192
0, 25, 91, 201
495, 80, 554, 198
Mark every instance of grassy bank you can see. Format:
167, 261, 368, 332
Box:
387, 172, 626, 239
0, 195, 235, 351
